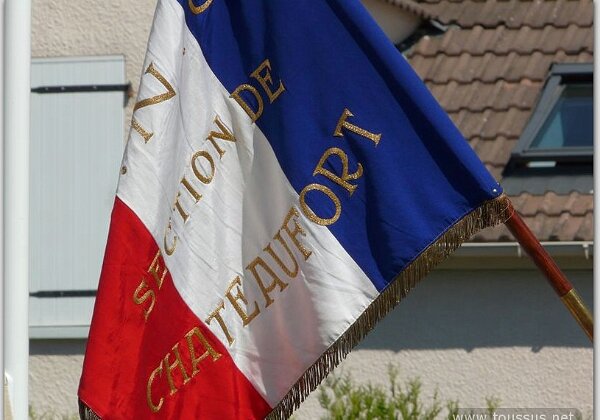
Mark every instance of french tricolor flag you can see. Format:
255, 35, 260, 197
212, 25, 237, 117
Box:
78, 1, 508, 418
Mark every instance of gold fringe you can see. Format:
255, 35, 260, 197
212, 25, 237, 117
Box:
77, 195, 511, 420
79, 399, 102, 420
266, 194, 511, 420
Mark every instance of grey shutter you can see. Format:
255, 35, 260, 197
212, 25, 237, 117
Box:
29, 56, 125, 338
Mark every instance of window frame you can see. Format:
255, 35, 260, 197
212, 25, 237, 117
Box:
510, 63, 593, 165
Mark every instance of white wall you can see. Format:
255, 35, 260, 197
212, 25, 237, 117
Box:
29, 341, 85, 418
296, 268, 593, 419
31, 0, 158, 142
28, 267, 593, 418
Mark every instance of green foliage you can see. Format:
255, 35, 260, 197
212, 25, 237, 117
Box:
484, 397, 500, 415
318, 365, 498, 420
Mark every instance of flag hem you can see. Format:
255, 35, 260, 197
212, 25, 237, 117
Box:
265, 194, 512, 420
77, 195, 511, 420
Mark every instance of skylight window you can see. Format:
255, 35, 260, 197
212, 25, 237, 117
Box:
502, 63, 593, 195
530, 84, 592, 150
509, 63, 593, 164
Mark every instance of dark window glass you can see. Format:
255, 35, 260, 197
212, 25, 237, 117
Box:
530, 84, 593, 150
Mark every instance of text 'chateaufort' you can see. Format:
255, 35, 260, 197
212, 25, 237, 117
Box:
130, 51, 383, 412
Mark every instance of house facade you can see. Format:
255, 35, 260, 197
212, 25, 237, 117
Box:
27, 0, 592, 417
299, 0, 593, 417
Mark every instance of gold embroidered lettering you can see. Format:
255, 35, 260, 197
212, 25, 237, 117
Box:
134, 63, 177, 112
188, 0, 213, 14
148, 250, 168, 289
146, 362, 164, 413
147, 325, 222, 413
207, 115, 236, 159
334, 108, 381, 146
230, 84, 264, 122
191, 150, 216, 184
164, 343, 191, 396
172, 191, 190, 224
132, 119, 153, 143
205, 300, 235, 346
185, 327, 222, 376
281, 207, 312, 260
164, 218, 177, 256
265, 231, 299, 278
133, 280, 156, 321
299, 183, 342, 226
246, 257, 288, 308
133, 62, 176, 143
225, 276, 260, 326
180, 176, 202, 203
250, 59, 285, 104
314, 147, 364, 196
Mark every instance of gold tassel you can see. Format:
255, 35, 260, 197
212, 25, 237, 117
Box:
266, 194, 511, 420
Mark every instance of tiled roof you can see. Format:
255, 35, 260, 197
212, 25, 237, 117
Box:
411, 25, 593, 56
473, 192, 593, 242
405, 0, 593, 242
416, 0, 592, 29
410, 50, 593, 83
383, 0, 436, 20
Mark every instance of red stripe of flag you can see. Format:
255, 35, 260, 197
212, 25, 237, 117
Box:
79, 197, 271, 419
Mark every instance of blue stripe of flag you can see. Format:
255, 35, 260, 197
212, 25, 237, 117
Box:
177, 0, 501, 292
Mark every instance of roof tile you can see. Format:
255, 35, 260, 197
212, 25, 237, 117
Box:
405, 0, 593, 242
448, 108, 529, 139
519, 195, 546, 217
470, 136, 517, 167
552, 212, 580, 240
502, 192, 593, 217
383, 0, 436, 19
471, 210, 593, 242
429, 81, 541, 112
409, 24, 592, 57
415, 0, 593, 29
563, 191, 594, 216
414, 51, 591, 84
574, 213, 594, 241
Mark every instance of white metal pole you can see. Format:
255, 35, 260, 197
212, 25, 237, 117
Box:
3, 0, 31, 418
0, 0, 4, 417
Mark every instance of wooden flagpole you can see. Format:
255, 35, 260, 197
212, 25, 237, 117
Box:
504, 201, 593, 342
